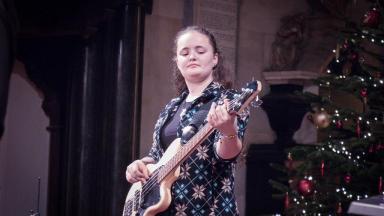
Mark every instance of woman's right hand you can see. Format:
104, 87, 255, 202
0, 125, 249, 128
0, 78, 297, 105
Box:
125, 157, 155, 184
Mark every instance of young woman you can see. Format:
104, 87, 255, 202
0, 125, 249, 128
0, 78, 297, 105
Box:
125, 26, 249, 216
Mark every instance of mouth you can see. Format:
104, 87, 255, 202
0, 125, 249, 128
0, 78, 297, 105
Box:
187, 64, 200, 68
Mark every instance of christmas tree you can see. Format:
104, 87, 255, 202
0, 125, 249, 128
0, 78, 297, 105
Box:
269, 0, 384, 214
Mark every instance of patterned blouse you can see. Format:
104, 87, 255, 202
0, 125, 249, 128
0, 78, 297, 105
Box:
147, 82, 249, 216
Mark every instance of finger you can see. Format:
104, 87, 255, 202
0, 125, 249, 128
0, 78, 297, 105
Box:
126, 173, 139, 183
215, 103, 229, 121
137, 161, 151, 179
128, 162, 146, 179
133, 165, 146, 179
207, 102, 217, 125
208, 102, 216, 116
141, 157, 155, 164
140, 163, 150, 179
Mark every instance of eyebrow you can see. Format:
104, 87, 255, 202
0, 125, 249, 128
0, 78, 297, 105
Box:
179, 45, 207, 52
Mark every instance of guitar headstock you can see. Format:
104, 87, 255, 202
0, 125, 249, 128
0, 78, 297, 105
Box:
227, 80, 262, 114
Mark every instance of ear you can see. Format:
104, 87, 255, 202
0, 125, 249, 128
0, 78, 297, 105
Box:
213, 53, 219, 68
213, 53, 218, 67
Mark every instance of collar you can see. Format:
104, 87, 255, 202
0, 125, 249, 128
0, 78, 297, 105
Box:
178, 81, 224, 103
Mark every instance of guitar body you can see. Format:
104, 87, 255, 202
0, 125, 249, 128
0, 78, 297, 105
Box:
123, 139, 182, 216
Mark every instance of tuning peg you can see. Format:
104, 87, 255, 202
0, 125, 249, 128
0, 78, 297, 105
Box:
251, 96, 263, 108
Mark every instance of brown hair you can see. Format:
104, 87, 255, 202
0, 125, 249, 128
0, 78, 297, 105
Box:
172, 26, 232, 95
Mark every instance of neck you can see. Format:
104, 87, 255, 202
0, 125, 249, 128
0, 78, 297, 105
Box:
185, 77, 213, 102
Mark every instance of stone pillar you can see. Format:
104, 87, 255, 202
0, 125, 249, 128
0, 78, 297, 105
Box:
108, 1, 146, 215
184, 0, 239, 80
0, 0, 16, 138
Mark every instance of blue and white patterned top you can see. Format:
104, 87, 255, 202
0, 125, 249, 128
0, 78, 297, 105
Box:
147, 82, 250, 216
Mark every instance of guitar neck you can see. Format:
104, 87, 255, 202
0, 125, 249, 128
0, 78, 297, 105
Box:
158, 123, 214, 181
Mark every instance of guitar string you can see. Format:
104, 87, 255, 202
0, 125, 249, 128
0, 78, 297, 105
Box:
123, 170, 161, 214
123, 90, 251, 213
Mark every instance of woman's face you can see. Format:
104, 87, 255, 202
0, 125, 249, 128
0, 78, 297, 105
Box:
175, 31, 218, 85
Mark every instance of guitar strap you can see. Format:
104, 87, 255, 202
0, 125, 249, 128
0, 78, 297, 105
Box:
180, 96, 216, 145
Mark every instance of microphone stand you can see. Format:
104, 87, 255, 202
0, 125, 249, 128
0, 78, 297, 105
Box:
29, 177, 41, 216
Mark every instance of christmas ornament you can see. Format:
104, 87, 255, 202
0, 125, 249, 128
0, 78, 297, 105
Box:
297, 179, 314, 196
284, 192, 290, 209
360, 88, 368, 98
336, 120, 343, 129
356, 119, 361, 138
309, 111, 331, 128
360, 88, 367, 97
337, 202, 343, 215
342, 39, 350, 49
344, 174, 351, 184
287, 152, 293, 170
321, 160, 325, 177
379, 176, 382, 193
360, 88, 368, 110
362, 7, 381, 28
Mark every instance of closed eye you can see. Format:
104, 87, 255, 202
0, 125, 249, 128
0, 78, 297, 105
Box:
196, 47, 206, 54
180, 49, 189, 56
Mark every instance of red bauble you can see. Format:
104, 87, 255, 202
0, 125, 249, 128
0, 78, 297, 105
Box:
287, 152, 293, 170
337, 202, 343, 215
284, 192, 290, 209
342, 40, 350, 49
362, 8, 381, 28
356, 119, 361, 138
336, 120, 343, 129
321, 160, 325, 177
360, 88, 368, 98
297, 179, 314, 196
344, 174, 351, 184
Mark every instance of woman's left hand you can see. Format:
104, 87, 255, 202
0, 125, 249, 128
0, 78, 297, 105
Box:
207, 99, 237, 136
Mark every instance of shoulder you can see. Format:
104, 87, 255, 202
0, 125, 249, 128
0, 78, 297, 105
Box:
160, 92, 186, 113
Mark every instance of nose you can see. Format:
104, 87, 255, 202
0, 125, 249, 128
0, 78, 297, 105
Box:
188, 51, 197, 61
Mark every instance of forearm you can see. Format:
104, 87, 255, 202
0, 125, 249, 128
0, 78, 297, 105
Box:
215, 133, 243, 160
